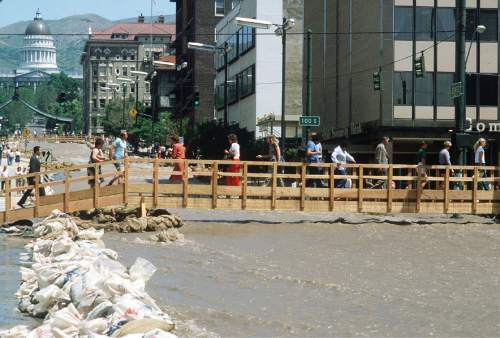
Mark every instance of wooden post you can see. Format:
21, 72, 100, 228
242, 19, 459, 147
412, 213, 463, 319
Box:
123, 158, 129, 205
416, 170, 422, 213
300, 164, 306, 211
271, 162, 278, 210
153, 159, 159, 208
182, 160, 188, 208
329, 164, 335, 211
242, 162, 248, 210
93, 163, 100, 208
444, 168, 450, 213
64, 169, 70, 213
5, 179, 11, 222
358, 165, 364, 212
387, 165, 393, 213
34, 173, 40, 218
472, 167, 478, 214
212, 162, 218, 209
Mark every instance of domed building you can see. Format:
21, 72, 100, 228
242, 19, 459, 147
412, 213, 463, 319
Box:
17, 10, 59, 75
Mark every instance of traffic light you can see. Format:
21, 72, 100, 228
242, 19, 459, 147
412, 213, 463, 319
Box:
415, 53, 425, 78
372, 71, 382, 91
193, 92, 200, 107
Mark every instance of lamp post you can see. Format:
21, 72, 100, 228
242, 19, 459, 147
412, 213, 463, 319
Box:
188, 41, 230, 127
131, 70, 148, 126
236, 16, 295, 154
454, 1, 486, 165
117, 77, 133, 129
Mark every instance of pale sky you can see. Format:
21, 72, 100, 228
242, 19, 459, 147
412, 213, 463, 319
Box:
0, 0, 177, 27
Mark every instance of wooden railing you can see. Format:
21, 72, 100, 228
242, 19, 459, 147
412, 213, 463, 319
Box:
0, 159, 499, 224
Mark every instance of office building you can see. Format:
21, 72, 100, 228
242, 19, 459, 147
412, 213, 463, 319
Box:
170, 0, 234, 123
305, 0, 499, 163
214, 0, 304, 139
81, 15, 175, 135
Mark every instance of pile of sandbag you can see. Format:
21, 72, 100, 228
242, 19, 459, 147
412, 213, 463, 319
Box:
0, 210, 178, 338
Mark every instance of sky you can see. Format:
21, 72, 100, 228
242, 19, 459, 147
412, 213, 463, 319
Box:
0, 0, 176, 27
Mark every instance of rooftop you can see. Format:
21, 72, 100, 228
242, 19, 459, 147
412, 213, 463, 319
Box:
90, 23, 176, 41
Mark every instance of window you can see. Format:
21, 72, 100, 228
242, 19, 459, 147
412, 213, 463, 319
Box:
92, 83, 97, 93
394, 7, 413, 40
215, 0, 225, 16
239, 27, 255, 56
115, 68, 120, 76
227, 34, 238, 63
99, 99, 106, 108
436, 8, 455, 41
130, 83, 135, 93
415, 73, 433, 106
436, 73, 454, 106
415, 7, 433, 41
92, 100, 97, 109
228, 76, 237, 104
123, 67, 128, 76
393, 72, 412, 105
238, 65, 255, 99
92, 68, 97, 77
466, 74, 499, 106
466, 9, 498, 42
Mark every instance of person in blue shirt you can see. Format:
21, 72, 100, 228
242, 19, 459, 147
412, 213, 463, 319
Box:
305, 133, 324, 187
108, 131, 128, 185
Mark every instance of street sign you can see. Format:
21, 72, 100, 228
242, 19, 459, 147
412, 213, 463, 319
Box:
22, 127, 30, 138
129, 108, 138, 118
299, 116, 321, 127
450, 82, 463, 99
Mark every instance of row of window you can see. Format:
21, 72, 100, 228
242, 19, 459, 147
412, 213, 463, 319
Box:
216, 26, 255, 69
393, 71, 498, 106
92, 65, 137, 77
215, 65, 255, 109
395, 7, 498, 42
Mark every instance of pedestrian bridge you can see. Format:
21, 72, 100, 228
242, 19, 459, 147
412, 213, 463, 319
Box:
1, 159, 499, 224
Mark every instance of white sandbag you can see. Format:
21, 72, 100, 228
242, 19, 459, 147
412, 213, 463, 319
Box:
51, 235, 75, 256
129, 257, 157, 283
25, 325, 53, 338
0, 325, 30, 338
78, 228, 104, 241
79, 318, 108, 335
49, 303, 82, 331
111, 318, 175, 337
32, 285, 70, 316
20, 267, 36, 282
86, 300, 114, 320
144, 329, 178, 338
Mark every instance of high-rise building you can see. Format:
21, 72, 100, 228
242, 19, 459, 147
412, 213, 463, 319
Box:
170, 0, 233, 124
80, 15, 175, 135
305, 1, 499, 163
214, 0, 304, 140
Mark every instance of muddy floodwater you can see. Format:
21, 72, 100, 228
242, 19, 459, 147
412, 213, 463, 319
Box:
2, 218, 500, 336
104, 221, 500, 337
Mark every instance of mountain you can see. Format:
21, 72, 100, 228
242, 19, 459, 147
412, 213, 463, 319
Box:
0, 14, 175, 75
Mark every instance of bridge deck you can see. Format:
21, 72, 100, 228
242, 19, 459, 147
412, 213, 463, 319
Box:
1, 159, 499, 224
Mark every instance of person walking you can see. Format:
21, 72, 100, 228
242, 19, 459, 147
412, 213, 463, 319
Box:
1, 165, 8, 193
15, 166, 23, 192
224, 134, 241, 186
14, 149, 21, 165
169, 135, 186, 183
474, 138, 489, 190
331, 141, 356, 188
305, 133, 323, 188
6, 147, 13, 166
257, 135, 285, 187
438, 141, 454, 189
17, 146, 45, 208
417, 141, 428, 188
88, 138, 105, 188
375, 136, 390, 188
108, 131, 128, 185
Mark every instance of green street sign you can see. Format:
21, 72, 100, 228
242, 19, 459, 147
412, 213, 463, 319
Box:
299, 116, 320, 127
451, 82, 463, 99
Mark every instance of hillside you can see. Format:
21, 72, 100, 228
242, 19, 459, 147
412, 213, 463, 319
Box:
0, 14, 175, 75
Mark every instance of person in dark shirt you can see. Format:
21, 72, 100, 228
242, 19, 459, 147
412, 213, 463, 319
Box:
17, 146, 45, 208
417, 141, 428, 188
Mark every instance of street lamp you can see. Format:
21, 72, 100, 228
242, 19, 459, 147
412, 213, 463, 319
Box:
117, 78, 133, 128
188, 41, 230, 127
236, 16, 295, 154
455, 18, 487, 166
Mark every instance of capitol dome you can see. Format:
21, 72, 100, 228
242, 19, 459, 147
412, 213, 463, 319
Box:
17, 10, 59, 75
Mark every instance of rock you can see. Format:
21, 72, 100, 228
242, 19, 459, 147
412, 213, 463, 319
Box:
94, 214, 116, 224
122, 217, 148, 233
147, 209, 171, 217
114, 207, 138, 221
156, 228, 184, 242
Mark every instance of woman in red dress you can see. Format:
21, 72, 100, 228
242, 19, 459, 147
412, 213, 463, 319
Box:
169, 135, 185, 183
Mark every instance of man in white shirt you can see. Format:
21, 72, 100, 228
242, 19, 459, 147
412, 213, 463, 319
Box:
331, 142, 356, 188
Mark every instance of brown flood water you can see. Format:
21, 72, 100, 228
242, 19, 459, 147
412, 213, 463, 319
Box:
102, 221, 500, 337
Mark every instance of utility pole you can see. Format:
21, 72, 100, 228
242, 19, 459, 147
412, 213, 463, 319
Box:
281, 17, 287, 155
304, 29, 312, 145
223, 41, 229, 128
455, 0, 466, 165
122, 84, 126, 129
